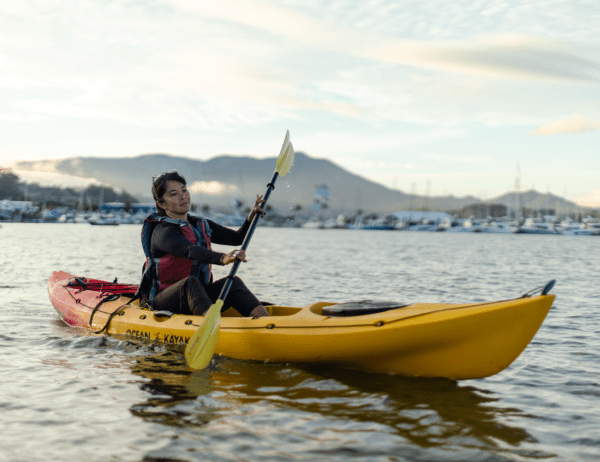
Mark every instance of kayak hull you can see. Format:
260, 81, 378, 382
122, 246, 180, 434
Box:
47, 271, 555, 380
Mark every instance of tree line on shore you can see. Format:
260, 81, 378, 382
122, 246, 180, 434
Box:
0, 171, 138, 210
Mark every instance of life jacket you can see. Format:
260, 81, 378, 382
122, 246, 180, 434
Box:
138, 212, 213, 306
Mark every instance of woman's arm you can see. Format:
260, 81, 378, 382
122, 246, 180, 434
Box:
207, 219, 251, 246
209, 195, 266, 246
151, 225, 224, 265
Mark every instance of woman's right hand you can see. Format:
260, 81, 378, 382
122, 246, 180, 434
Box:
221, 249, 247, 265
247, 194, 266, 222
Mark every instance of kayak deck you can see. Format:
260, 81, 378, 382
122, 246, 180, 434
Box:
48, 270, 555, 380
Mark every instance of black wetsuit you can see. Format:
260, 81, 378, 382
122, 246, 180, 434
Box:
146, 216, 261, 316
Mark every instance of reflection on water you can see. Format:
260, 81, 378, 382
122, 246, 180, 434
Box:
129, 347, 544, 459
129, 347, 218, 428
3, 224, 599, 461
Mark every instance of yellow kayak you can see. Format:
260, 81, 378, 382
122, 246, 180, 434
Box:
48, 270, 555, 380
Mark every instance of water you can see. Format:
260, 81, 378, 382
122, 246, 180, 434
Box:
1, 222, 599, 462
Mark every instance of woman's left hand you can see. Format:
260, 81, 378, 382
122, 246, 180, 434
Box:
248, 194, 266, 221
221, 249, 247, 265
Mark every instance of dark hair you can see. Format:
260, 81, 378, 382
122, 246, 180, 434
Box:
152, 171, 187, 216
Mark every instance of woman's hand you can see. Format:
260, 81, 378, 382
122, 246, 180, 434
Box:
220, 249, 247, 265
247, 194, 266, 222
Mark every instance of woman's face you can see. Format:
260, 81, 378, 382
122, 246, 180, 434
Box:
159, 180, 190, 218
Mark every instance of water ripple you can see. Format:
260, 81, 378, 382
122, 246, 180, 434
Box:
2, 224, 600, 461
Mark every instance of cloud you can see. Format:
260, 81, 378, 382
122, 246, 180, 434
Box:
362, 36, 600, 83
301, 128, 465, 158
173, 1, 600, 83
189, 181, 239, 196
575, 189, 600, 208
12, 169, 103, 189
531, 115, 600, 135
164, 7, 600, 129
1, 0, 600, 141
422, 153, 494, 163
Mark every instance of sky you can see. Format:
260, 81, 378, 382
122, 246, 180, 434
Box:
1, 0, 599, 207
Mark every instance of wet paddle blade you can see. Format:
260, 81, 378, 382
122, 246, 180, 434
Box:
277, 142, 294, 177
278, 130, 290, 157
185, 300, 222, 369
276, 131, 294, 177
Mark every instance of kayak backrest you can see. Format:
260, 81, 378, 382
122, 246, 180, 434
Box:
322, 300, 411, 317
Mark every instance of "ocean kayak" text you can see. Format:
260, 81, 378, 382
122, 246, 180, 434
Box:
126, 329, 190, 343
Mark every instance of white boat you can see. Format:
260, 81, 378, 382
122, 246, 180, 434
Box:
323, 214, 347, 229
361, 221, 396, 230
557, 218, 599, 235
518, 218, 558, 235
479, 222, 518, 234
406, 222, 439, 232
73, 213, 90, 224
559, 225, 599, 236
437, 216, 462, 231
444, 218, 481, 233
301, 217, 324, 229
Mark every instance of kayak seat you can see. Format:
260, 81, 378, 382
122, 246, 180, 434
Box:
322, 300, 410, 317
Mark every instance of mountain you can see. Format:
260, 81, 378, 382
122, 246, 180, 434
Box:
14, 153, 584, 214
15, 152, 476, 213
484, 190, 583, 215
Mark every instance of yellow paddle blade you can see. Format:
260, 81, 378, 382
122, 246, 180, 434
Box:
277, 142, 294, 177
275, 130, 295, 177
184, 299, 223, 369
278, 130, 290, 157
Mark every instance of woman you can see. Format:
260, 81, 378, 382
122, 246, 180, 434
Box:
139, 170, 269, 318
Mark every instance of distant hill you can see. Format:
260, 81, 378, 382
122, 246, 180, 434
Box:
15, 153, 584, 214
486, 190, 583, 215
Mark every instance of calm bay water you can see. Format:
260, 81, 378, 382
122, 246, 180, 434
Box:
1, 222, 599, 462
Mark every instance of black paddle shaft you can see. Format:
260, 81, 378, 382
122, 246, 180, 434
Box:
217, 170, 280, 302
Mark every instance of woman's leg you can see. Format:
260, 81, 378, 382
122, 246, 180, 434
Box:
249, 305, 269, 317
152, 276, 213, 316
208, 276, 268, 317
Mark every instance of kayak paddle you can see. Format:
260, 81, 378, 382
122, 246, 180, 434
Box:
184, 130, 295, 369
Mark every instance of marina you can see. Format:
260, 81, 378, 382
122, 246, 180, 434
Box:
2, 198, 598, 235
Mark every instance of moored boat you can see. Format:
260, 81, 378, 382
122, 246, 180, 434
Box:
48, 270, 556, 380
518, 218, 558, 234
479, 222, 519, 234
